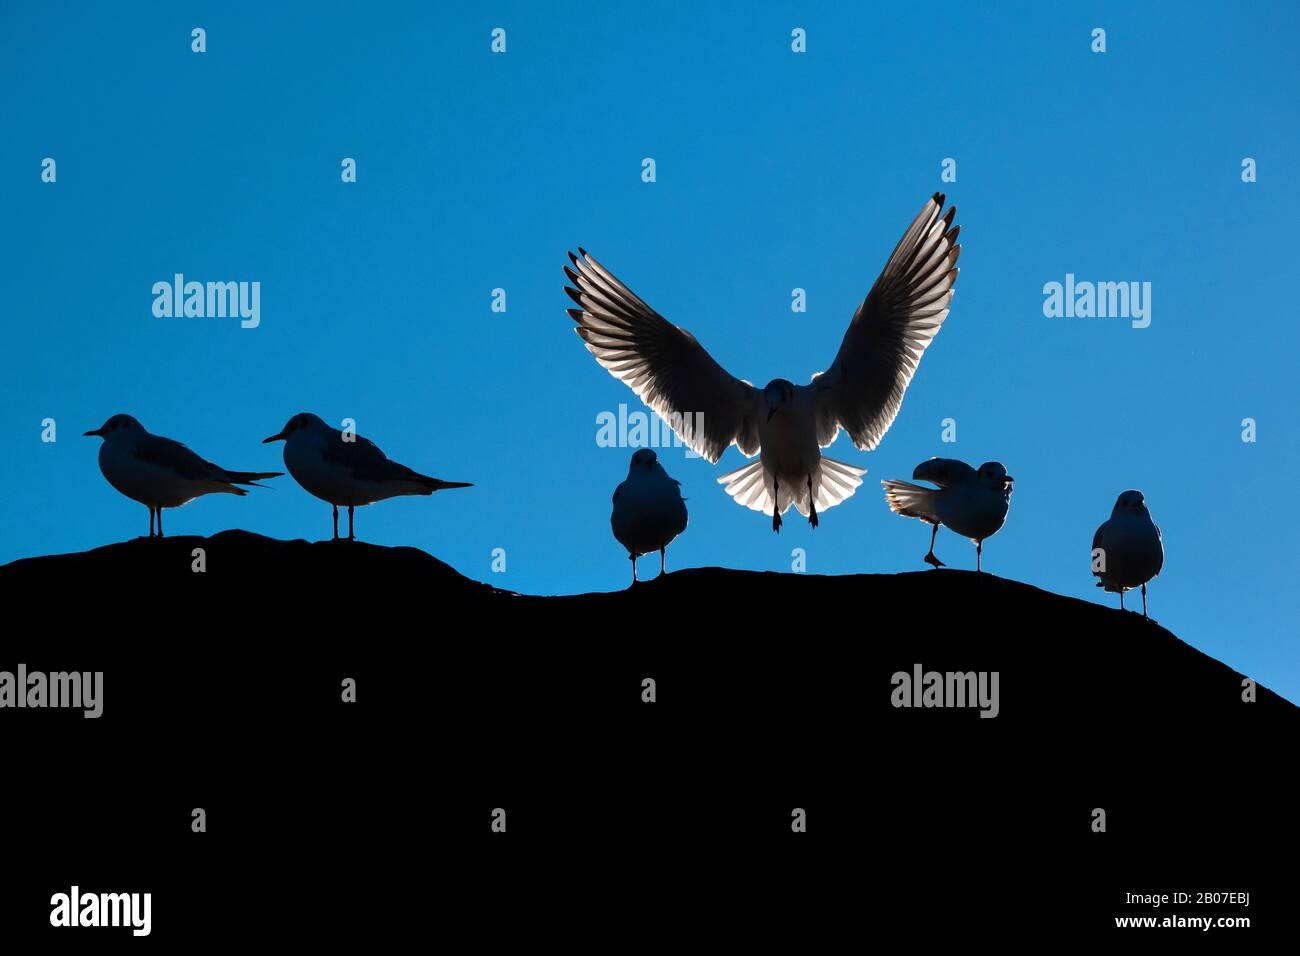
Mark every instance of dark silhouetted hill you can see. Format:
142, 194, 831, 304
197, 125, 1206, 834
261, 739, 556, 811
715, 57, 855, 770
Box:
2, 530, 1295, 936
4, 529, 1291, 718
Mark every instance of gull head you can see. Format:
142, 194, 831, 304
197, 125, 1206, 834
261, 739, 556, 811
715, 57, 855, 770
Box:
1112, 489, 1149, 517
263, 412, 327, 444
763, 378, 796, 422
84, 414, 144, 440
977, 461, 1014, 489
629, 448, 659, 472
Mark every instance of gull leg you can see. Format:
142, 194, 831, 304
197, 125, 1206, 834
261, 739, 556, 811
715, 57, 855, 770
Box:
157, 508, 165, 538
1120, 590, 1125, 612
771, 477, 782, 533
923, 523, 945, 568
976, 539, 982, 573
347, 504, 355, 541
332, 504, 339, 541
660, 547, 666, 577
630, 553, 638, 585
807, 476, 818, 529
1142, 582, 1149, 620
148, 507, 155, 538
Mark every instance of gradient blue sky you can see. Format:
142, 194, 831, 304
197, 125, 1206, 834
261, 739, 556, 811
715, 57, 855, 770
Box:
2, 2, 1296, 704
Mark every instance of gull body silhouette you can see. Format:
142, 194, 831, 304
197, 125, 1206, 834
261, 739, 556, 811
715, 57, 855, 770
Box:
611, 448, 689, 584
882, 458, 1014, 572
263, 412, 471, 540
565, 193, 961, 531
1093, 490, 1164, 619
84, 413, 282, 537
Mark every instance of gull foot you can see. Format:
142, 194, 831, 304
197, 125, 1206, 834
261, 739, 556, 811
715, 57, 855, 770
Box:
772, 512, 782, 533
923, 551, 946, 569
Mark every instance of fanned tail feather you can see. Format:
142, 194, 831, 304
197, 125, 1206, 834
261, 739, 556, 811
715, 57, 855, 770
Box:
718, 456, 865, 517
881, 478, 940, 522
717, 460, 773, 513
808, 456, 866, 514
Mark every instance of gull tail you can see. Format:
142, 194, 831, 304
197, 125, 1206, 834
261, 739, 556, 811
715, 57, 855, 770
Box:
882, 479, 940, 523
718, 456, 866, 517
222, 470, 284, 489
805, 455, 866, 516
717, 459, 774, 513
416, 477, 473, 494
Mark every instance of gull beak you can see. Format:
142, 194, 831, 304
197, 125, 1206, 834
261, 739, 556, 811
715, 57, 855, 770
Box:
1005, 475, 1015, 483
262, 431, 287, 444
83, 428, 104, 437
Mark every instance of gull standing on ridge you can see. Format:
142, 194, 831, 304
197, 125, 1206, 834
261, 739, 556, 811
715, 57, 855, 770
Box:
84, 414, 282, 537
882, 458, 1014, 572
1092, 490, 1164, 619
564, 192, 961, 532
263, 412, 471, 540
611, 448, 689, 584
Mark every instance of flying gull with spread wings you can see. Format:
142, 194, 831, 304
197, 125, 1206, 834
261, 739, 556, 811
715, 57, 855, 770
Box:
84, 413, 282, 537
564, 192, 962, 531
263, 412, 471, 540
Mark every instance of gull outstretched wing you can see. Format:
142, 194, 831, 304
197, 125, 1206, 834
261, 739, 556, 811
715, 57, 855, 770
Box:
565, 249, 763, 463
812, 193, 961, 450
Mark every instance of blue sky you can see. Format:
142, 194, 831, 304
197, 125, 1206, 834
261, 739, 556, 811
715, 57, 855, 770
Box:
2, 2, 1296, 704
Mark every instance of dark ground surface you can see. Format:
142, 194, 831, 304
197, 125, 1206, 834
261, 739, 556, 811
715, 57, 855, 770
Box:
1, 530, 1294, 943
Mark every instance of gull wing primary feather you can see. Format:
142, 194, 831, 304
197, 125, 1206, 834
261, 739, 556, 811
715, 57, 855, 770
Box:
564, 249, 764, 463
812, 192, 961, 450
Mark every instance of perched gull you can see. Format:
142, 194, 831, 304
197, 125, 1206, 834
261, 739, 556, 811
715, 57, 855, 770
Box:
84, 413, 282, 537
564, 192, 961, 532
611, 448, 689, 584
1092, 490, 1164, 619
882, 458, 1013, 572
262, 412, 471, 540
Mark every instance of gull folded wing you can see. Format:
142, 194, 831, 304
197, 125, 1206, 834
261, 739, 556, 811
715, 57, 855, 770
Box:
911, 457, 977, 488
134, 434, 227, 482
323, 435, 417, 483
